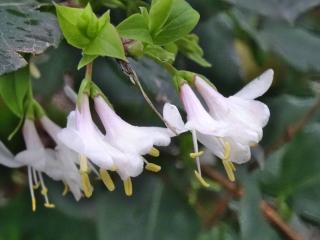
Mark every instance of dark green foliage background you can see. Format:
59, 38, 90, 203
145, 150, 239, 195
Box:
0, 0, 320, 239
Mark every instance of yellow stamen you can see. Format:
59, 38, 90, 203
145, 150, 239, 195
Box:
148, 147, 160, 157
111, 165, 118, 171
190, 151, 204, 159
100, 169, 115, 191
44, 203, 56, 208
62, 182, 69, 196
222, 160, 235, 182
222, 142, 236, 182
80, 156, 93, 198
194, 170, 210, 187
33, 183, 40, 190
80, 155, 89, 172
145, 162, 161, 172
80, 172, 93, 198
41, 187, 48, 196
224, 142, 231, 160
32, 197, 36, 212
123, 178, 133, 196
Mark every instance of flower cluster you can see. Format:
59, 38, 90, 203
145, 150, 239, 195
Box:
164, 69, 274, 184
0, 68, 273, 210
58, 91, 171, 197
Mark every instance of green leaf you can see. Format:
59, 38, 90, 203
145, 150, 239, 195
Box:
144, 44, 175, 63
117, 14, 153, 43
260, 124, 320, 223
198, 223, 238, 240
55, 4, 125, 60
258, 22, 320, 72
0, 67, 30, 117
83, 13, 125, 60
176, 34, 211, 67
149, 0, 173, 34
0, 1, 61, 75
96, 176, 200, 240
196, 13, 243, 91
231, 0, 320, 23
55, 4, 91, 49
78, 54, 98, 70
152, 0, 200, 45
239, 178, 281, 240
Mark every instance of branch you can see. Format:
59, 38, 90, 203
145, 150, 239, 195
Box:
202, 166, 303, 240
266, 97, 320, 155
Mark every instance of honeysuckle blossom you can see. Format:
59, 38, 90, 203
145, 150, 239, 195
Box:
13, 119, 56, 211
40, 116, 84, 201
94, 95, 171, 156
57, 94, 148, 196
164, 69, 273, 183
93, 95, 172, 195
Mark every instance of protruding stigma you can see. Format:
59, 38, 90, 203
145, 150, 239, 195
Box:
123, 178, 133, 196
222, 142, 236, 182
28, 167, 37, 212
32, 197, 36, 212
39, 172, 55, 209
148, 147, 160, 157
100, 169, 115, 191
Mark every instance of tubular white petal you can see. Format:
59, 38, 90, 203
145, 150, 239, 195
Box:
163, 103, 187, 135
234, 69, 274, 100
94, 95, 171, 155
0, 141, 23, 168
180, 84, 227, 137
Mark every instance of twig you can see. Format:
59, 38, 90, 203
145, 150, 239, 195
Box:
261, 201, 303, 240
202, 166, 303, 240
266, 97, 320, 155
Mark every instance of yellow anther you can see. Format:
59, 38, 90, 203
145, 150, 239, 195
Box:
111, 165, 118, 171
80, 172, 93, 198
145, 163, 161, 172
190, 151, 204, 159
224, 142, 231, 160
62, 182, 69, 196
33, 183, 40, 190
222, 160, 235, 182
44, 203, 56, 209
148, 147, 160, 157
222, 142, 236, 182
194, 170, 210, 188
100, 169, 115, 191
80, 155, 89, 173
123, 178, 133, 196
32, 197, 36, 212
41, 187, 48, 196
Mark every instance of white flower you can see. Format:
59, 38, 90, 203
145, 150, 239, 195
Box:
164, 69, 273, 182
14, 119, 56, 211
194, 69, 273, 146
94, 95, 172, 195
58, 95, 146, 196
57, 95, 115, 170
40, 116, 84, 201
94, 95, 171, 155
194, 69, 273, 162
179, 84, 227, 137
